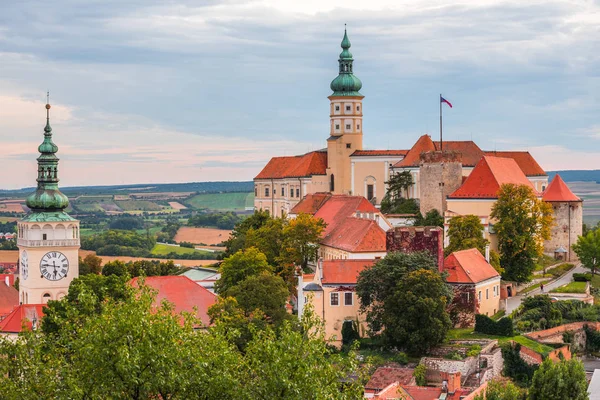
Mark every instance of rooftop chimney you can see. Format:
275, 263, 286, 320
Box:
485, 244, 490, 263
440, 371, 461, 394
4, 276, 9, 287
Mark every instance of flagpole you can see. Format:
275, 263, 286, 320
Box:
440, 93, 443, 151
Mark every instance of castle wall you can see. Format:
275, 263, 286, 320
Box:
386, 226, 444, 270
543, 201, 583, 261
419, 151, 463, 216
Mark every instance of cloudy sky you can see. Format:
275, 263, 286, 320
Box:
1, 0, 599, 189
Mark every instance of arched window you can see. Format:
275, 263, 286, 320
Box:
42, 293, 51, 304
330, 174, 335, 192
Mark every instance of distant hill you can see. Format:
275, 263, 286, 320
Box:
546, 170, 600, 183
0, 181, 254, 198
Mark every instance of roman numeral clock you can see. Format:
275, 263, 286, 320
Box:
17, 100, 80, 305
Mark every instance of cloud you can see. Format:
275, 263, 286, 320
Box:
1, 0, 599, 188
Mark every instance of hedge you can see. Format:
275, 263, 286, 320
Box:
573, 273, 592, 282
474, 314, 514, 336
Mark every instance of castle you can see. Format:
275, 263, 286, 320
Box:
254, 29, 583, 261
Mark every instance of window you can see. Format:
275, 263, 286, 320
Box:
254, 186, 258, 196
290, 188, 294, 198
346, 143, 351, 149
357, 124, 360, 130
330, 175, 335, 192
542, 185, 546, 191
330, 292, 339, 306
344, 292, 353, 306
335, 124, 340, 130
42, 233, 47, 241
356, 105, 360, 111
335, 105, 340, 111
346, 105, 351, 111
486, 289, 489, 300
265, 187, 270, 197
345, 124, 351, 130
296, 188, 300, 198
478, 291, 482, 302
281, 187, 285, 196
367, 184, 374, 200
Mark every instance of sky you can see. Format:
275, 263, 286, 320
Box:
1, 0, 599, 189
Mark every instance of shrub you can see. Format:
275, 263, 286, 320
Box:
466, 344, 482, 358
445, 350, 463, 360
391, 352, 408, 365
179, 241, 195, 248
413, 364, 426, 386
573, 273, 592, 282
474, 314, 514, 336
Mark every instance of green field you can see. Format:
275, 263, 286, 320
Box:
186, 192, 254, 212
550, 281, 587, 294
447, 328, 554, 356
115, 200, 163, 211
151, 243, 212, 256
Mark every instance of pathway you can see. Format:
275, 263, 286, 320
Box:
504, 263, 585, 314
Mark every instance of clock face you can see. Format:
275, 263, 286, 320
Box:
20, 250, 28, 281
40, 251, 69, 281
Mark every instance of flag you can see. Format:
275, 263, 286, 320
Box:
441, 96, 453, 108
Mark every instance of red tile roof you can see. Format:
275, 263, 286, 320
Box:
0, 304, 45, 333
321, 259, 375, 285
313, 195, 380, 237
289, 193, 332, 215
366, 367, 415, 391
322, 217, 386, 253
444, 248, 500, 284
351, 150, 408, 157
393, 135, 485, 168
130, 276, 217, 327
255, 150, 327, 179
484, 151, 546, 176
0, 280, 18, 318
401, 386, 472, 400
393, 134, 436, 168
0, 274, 15, 287
543, 174, 581, 202
448, 156, 536, 199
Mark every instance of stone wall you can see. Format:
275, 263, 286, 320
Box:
386, 226, 444, 270
543, 201, 583, 261
422, 357, 479, 384
419, 151, 463, 215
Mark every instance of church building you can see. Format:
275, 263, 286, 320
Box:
16, 101, 80, 305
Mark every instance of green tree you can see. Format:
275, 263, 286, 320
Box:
380, 171, 418, 214
474, 378, 525, 400
491, 184, 554, 283
415, 209, 444, 227
215, 247, 272, 294
382, 269, 452, 354
278, 213, 325, 271
79, 253, 103, 276
528, 358, 588, 400
224, 210, 271, 257
573, 229, 600, 276
356, 251, 438, 332
244, 217, 286, 267
385, 170, 414, 200
224, 273, 291, 326
413, 364, 427, 386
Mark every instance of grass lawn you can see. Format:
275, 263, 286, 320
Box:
546, 263, 575, 278
550, 281, 587, 294
151, 243, 212, 256
534, 255, 559, 271
135, 227, 163, 236
186, 192, 253, 212
447, 328, 554, 356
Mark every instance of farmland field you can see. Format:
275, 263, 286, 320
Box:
114, 200, 163, 211
174, 226, 232, 245
186, 192, 253, 211
151, 243, 214, 256
168, 201, 187, 210
0, 202, 24, 213
79, 250, 217, 267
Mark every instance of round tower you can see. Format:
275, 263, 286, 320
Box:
326, 27, 364, 195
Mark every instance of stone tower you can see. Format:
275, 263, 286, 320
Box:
326, 27, 364, 195
542, 174, 583, 261
418, 151, 463, 216
17, 99, 80, 305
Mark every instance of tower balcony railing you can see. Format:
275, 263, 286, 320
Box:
17, 238, 80, 247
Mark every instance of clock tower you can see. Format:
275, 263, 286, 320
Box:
17, 98, 80, 304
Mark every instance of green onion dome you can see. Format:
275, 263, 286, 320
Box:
330, 28, 363, 97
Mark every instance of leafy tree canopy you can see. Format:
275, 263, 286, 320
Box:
474, 378, 525, 400
415, 209, 444, 228
490, 184, 554, 283
573, 229, 600, 275
528, 358, 588, 400
215, 247, 272, 295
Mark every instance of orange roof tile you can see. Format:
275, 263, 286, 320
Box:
401, 386, 472, 400
0, 280, 18, 318
290, 193, 332, 215
0, 304, 45, 333
321, 259, 375, 285
484, 151, 546, 176
255, 150, 327, 179
351, 150, 408, 157
435, 141, 484, 167
366, 367, 415, 390
313, 195, 380, 237
321, 217, 386, 253
393, 134, 436, 168
444, 248, 500, 284
130, 276, 217, 327
543, 174, 581, 202
448, 156, 536, 199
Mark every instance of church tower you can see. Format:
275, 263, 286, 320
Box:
17, 98, 80, 304
326, 27, 364, 195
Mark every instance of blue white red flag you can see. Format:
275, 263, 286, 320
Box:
441, 96, 452, 108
